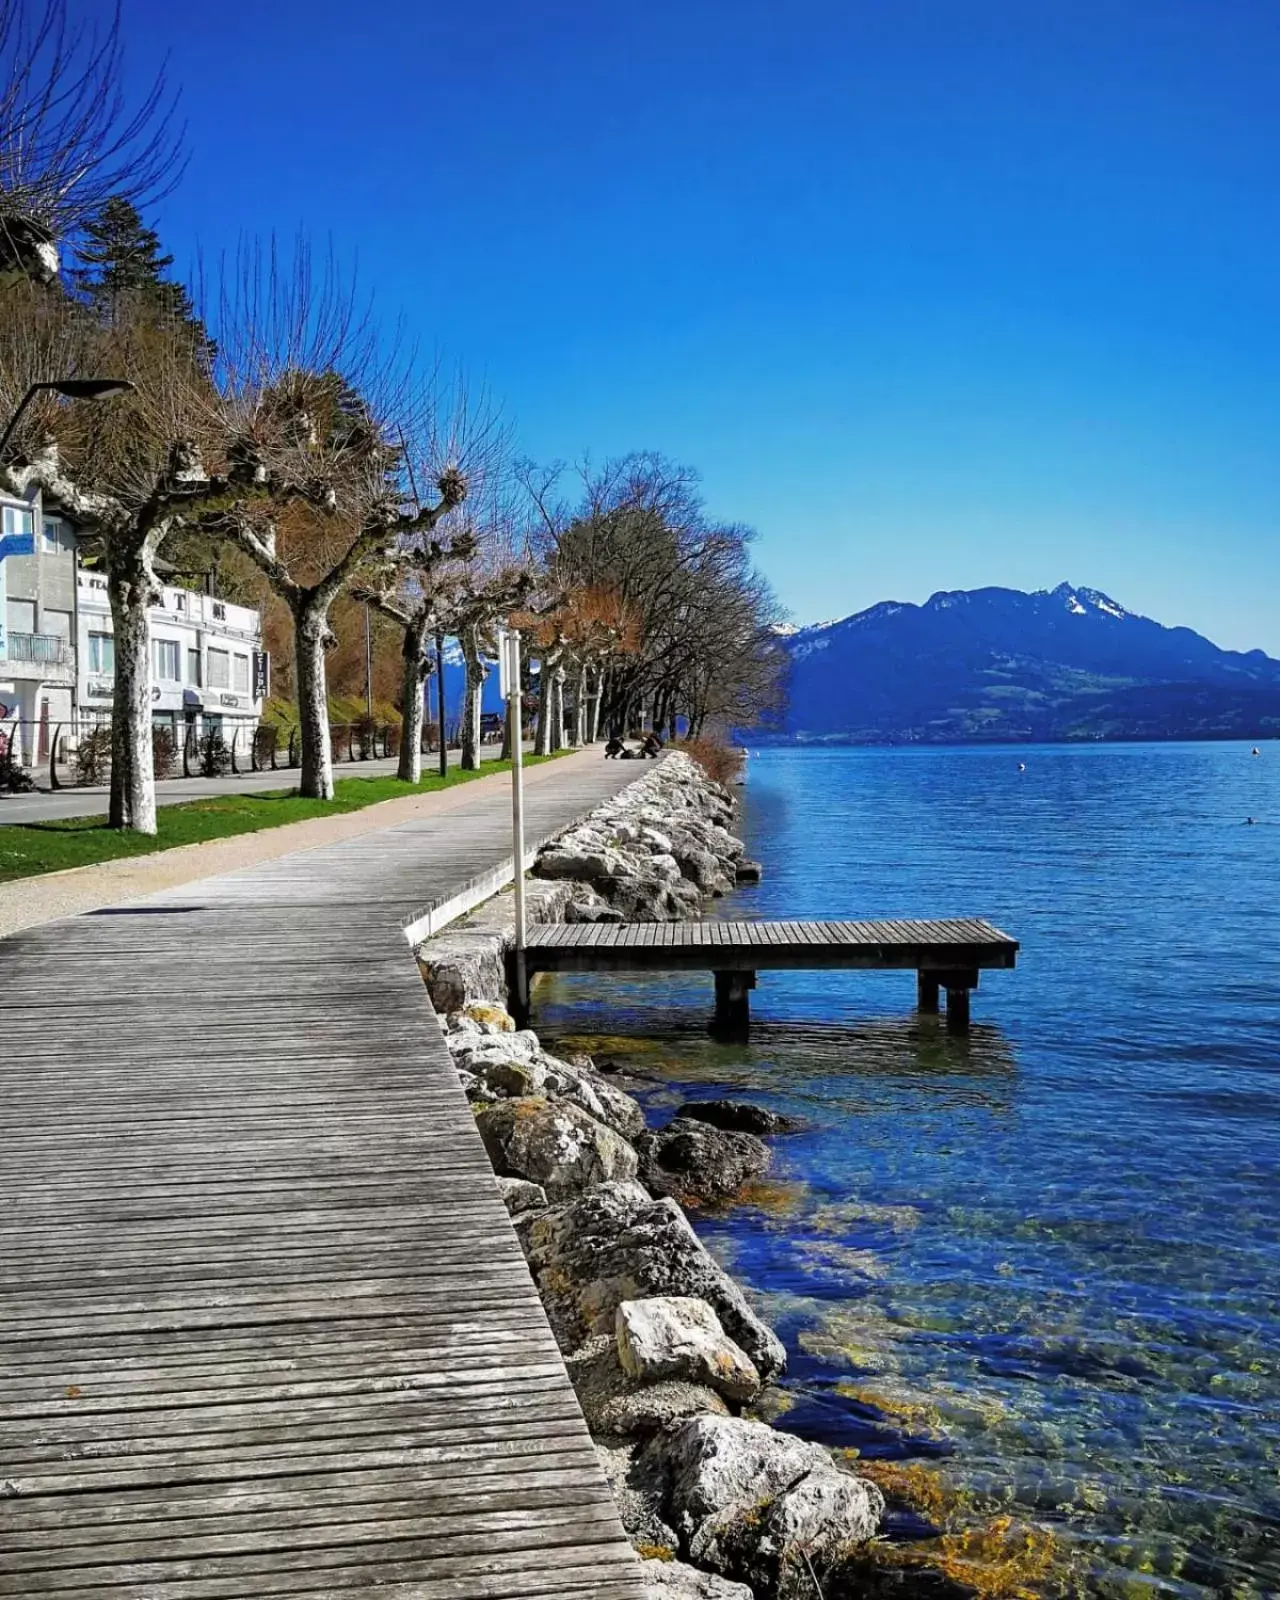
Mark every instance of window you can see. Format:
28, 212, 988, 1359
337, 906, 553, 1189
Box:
186, 647, 201, 686
88, 632, 115, 674
6, 599, 34, 634
232, 653, 250, 693
153, 638, 181, 681
2, 504, 34, 540
206, 648, 230, 690
40, 516, 65, 554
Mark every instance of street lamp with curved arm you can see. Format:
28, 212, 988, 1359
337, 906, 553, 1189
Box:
0, 378, 135, 460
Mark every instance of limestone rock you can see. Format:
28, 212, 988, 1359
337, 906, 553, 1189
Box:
595, 1437, 679, 1552
461, 1000, 515, 1031
638, 1557, 754, 1600
636, 1119, 771, 1205
495, 1175, 547, 1216
678, 1100, 797, 1137
417, 933, 506, 1012
475, 1098, 638, 1201
651, 1416, 885, 1594
520, 1182, 786, 1380
567, 1335, 727, 1438
616, 1297, 760, 1403
658, 1415, 834, 1538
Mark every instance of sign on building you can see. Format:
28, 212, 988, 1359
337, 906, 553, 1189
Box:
252, 651, 270, 701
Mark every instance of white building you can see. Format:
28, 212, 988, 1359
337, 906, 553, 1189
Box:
1, 485, 267, 767
76, 569, 268, 756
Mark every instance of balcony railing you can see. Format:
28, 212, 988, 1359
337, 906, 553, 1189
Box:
5, 632, 73, 667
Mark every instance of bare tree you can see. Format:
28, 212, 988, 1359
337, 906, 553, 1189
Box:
202, 243, 491, 800
353, 527, 476, 783
0, 0, 181, 281
0, 282, 232, 831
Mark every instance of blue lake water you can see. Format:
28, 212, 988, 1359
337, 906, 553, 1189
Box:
538, 743, 1280, 1597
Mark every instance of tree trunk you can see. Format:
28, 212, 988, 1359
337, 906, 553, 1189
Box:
459, 626, 485, 771
534, 649, 556, 757
397, 616, 430, 783
295, 600, 334, 800
586, 667, 602, 744
106, 559, 157, 834
549, 665, 566, 752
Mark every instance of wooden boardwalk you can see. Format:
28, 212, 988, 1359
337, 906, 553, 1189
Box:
525, 917, 1019, 1032
0, 756, 649, 1599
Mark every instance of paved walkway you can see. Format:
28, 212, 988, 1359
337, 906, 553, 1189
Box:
0, 752, 648, 1598
0, 754, 549, 941
0, 743, 511, 826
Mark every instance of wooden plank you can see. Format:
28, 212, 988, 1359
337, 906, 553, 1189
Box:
0, 756, 650, 1598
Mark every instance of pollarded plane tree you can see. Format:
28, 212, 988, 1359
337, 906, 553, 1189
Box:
444, 545, 533, 771
0, 0, 180, 283
0, 280, 235, 832
352, 522, 477, 784
200, 243, 482, 801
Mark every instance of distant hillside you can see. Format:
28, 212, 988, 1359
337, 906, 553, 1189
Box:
771, 583, 1280, 743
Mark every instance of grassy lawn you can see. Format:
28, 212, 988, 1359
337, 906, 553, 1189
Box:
0, 756, 554, 885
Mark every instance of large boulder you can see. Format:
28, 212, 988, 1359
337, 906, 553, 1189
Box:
475, 1098, 638, 1200
417, 932, 506, 1012
616, 1297, 760, 1404
519, 1182, 786, 1380
636, 1119, 771, 1205
652, 1416, 885, 1595
639, 1558, 754, 1600
567, 1334, 728, 1438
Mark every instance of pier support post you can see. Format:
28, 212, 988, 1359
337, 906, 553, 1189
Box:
932, 968, 977, 1035
944, 984, 970, 1034
712, 970, 755, 1040
508, 948, 531, 1029
916, 972, 940, 1014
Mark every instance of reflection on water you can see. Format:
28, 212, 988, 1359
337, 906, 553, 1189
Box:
538, 744, 1280, 1596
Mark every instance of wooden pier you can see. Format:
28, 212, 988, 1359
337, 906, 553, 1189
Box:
0, 755, 649, 1600
523, 917, 1019, 1034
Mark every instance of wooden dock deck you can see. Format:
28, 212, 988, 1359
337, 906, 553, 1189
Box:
524, 917, 1019, 1033
0, 755, 649, 1599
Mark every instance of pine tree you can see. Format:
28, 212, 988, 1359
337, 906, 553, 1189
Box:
73, 199, 210, 354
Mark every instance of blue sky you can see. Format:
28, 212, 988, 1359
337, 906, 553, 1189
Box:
99, 0, 1280, 651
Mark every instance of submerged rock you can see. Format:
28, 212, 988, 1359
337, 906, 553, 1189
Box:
616, 1297, 760, 1404
637, 1118, 771, 1205
519, 1181, 786, 1380
678, 1100, 797, 1137
475, 1098, 638, 1200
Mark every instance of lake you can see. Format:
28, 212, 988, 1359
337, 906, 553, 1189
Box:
538, 742, 1280, 1598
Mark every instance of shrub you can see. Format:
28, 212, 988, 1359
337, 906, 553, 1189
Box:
675, 735, 745, 786
152, 726, 177, 780
198, 729, 231, 777
74, 726, 113, 787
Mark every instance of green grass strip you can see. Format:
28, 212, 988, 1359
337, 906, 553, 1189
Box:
0, 755, 559, 885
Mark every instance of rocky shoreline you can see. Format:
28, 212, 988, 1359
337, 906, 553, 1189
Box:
416, 754, 887, 1600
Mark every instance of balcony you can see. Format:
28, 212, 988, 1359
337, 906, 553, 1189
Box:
4, 632, 74, 673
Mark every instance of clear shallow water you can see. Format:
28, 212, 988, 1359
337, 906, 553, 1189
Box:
537, 744, 1280, 1598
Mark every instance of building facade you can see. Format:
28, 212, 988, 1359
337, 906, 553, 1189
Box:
0, 486, 267, 767
76, 570, 267, 755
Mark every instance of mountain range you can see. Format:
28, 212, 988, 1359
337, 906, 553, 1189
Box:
770, 583, 1280, 744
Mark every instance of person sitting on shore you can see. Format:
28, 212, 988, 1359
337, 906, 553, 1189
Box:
604, 736, 625, 759
641, 731, 664, 758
